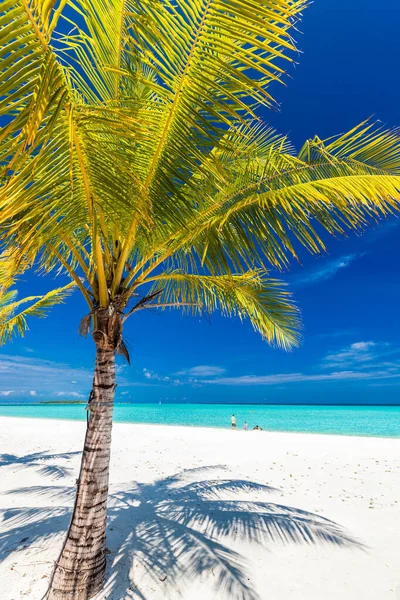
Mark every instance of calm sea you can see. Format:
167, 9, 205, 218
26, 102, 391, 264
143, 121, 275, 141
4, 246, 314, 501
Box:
0, 403, 399, 438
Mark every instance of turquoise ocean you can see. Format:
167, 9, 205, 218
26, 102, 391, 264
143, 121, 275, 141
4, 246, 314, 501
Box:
0, 403, 399, 438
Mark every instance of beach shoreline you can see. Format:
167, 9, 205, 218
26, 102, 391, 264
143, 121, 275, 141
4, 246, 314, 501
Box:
1, 417, 400, 599
2, 412, 400, 441
0, 403, 399, 438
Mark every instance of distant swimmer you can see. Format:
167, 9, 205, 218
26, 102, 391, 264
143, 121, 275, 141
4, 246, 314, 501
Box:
231, 414, 237, 429
244, 421, 248, 431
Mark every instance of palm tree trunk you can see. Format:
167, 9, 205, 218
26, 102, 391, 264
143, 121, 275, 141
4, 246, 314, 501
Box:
47, 322, 116, 600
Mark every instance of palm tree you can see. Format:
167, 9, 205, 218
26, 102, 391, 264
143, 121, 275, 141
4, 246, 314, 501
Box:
1, 0, 400, 598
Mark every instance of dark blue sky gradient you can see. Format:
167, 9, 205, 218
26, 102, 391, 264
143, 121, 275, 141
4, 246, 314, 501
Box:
1, 0, 400, 404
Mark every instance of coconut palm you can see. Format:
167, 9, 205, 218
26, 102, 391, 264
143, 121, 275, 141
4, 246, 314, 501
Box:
1, 0, 400, 598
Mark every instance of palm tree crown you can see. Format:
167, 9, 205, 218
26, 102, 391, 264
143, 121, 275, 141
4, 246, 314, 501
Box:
1, 0, 399, 351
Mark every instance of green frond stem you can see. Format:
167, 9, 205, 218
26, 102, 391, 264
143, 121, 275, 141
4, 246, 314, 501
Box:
70, 120, 94, 224
69, 123, 108, 305
141, 0, 212, 193
59, 234, 93, 283
48, 244, 93, 309
95, 233, 108, 307
21, 0, 48, 51
122, 252, 166, 292
122, 301, 198, 323
111, 216, 138, 297
96, 205, 112, 264
47, 0, 68, 38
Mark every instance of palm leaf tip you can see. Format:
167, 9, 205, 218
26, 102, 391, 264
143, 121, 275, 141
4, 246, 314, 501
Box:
253, 277, 301, 351
146, 270, 301, 351
0, 282, 76, 345
193, 119, 400, 273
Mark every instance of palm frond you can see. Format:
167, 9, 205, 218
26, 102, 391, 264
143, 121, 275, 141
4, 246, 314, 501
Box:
0, 282, 76, 345
142, 270, 300, 350
143, 120, 400, 274
0, 288, 18, 309
106, 0, 306, 289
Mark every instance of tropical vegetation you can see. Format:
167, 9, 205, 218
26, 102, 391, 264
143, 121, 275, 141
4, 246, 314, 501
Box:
1, 0, 400, 598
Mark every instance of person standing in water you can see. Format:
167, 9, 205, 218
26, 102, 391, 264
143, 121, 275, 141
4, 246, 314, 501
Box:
244, 421, 248, 431
231, 414, 236, 429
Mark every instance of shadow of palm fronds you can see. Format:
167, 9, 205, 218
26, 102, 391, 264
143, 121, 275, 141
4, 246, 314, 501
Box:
2, 466, 362, 600
0, 451, 81, 480
0, 507, 69, 561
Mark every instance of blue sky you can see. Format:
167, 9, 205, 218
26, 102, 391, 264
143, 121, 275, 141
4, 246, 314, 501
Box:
1, 0, 400, 404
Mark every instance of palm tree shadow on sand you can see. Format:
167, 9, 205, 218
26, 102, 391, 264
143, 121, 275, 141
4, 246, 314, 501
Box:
1, 465, 363, 600
0, 450, 81, 480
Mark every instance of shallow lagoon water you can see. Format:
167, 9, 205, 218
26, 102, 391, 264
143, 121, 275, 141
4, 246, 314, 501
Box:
0, 403, 399, 438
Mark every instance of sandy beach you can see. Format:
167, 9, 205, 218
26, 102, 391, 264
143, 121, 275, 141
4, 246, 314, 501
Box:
1, 417, 400, 600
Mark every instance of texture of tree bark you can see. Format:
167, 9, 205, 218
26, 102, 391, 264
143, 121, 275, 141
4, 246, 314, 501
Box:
47, 313, 117, 599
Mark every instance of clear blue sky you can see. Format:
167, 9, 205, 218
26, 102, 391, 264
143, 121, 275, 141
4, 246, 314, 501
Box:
1, 0, 400, 404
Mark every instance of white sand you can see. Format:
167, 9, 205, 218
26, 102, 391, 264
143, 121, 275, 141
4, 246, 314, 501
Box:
1, 417, 400, 600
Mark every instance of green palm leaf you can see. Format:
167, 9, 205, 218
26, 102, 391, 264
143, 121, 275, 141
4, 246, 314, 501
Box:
138, 270, 300, 350
0, 282, 76, 345
139, 120, 400, 274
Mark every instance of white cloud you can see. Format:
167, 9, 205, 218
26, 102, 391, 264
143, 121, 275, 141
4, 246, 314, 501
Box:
203, 369, 400, 386
29, 390, 37, 396
143, 368, 172, 383
0, 390, 14, 396
323, 341, 378, 368
0, 354, 96, 398
199, 340, 400, 387
176, 365, 226, 377
351, 341, 376, 351
292, 253, 363, 287
0, 354, 160, 398
137, 343, 400, 389
56, 392, 85, 398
